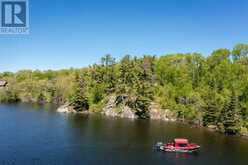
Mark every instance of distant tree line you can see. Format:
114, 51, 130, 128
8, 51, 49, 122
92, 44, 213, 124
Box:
1, 43, 248, 135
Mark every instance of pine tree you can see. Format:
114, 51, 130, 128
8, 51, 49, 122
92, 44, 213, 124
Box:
133, 95, 150, 119
222, 89, 239, 135
101, 54, 116, 93
203, 100, 218, 126
37, 92, 45, 104
133, 56, 155, 118
118, 55, 135, 94
202, 90, 219, 126
70, 73, 89, 112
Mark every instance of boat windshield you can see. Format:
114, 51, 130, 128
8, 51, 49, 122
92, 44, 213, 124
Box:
178, 143, 187, 147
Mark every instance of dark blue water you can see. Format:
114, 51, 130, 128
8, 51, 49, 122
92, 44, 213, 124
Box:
0, 103, 248, 165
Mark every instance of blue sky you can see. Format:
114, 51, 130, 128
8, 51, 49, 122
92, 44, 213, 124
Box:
0, 0, 247, 72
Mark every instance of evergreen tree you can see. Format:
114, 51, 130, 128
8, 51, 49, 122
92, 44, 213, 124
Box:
70, 73, 89, 112
1, 43, 248, 135
203, 100, 218, 126
37, 92, 45, 104
101, 54, 116, 93
118, 55, 136, 94
133, 96, 150, 119
132, 56, 155, 118
202, 90, 219, 126
222, 89, 239, 135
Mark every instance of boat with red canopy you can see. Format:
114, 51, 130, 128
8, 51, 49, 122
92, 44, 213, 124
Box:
155, 138, 200, 153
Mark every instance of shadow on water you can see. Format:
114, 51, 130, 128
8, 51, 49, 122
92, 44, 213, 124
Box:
0, 103, 248, 165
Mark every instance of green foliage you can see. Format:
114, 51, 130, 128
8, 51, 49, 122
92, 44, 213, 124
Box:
0, 89, 20, 103
89, 84, 105, 104
1, 43, 248, 135
232, 43, 248, 61
70, 73, 89, 112
127, 95, 150, 119
222, 89, 240, 135
202, 92, 219, 126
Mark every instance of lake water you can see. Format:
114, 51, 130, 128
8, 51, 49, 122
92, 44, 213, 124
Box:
0, 103, 248, 165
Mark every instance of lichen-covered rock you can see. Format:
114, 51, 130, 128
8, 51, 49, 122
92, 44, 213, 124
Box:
207, 125, 217, 130
102, 96, 119, 117
102, 95, 137, 119
149, 103, 176, 121
102, 98, 177, 120
120, 106, 137, 119
59, 96, 176, 122
57, 104, 77, 113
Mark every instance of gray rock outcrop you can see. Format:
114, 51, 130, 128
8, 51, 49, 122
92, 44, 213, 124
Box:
57, 104, 77, 113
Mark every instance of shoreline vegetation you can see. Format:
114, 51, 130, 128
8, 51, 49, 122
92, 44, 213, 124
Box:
1, 43, 248, 136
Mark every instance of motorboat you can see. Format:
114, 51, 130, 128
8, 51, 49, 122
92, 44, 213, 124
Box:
155, 138, 200, 153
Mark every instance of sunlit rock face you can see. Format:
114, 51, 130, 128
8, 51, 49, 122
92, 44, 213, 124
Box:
57, 104, 77, 113
120, 106, 136, 119
0, 80, 7, 89
149, 103, 177, 121
57, 96, 177, 121
102, 95, 137, 119
102, 96, 119, 117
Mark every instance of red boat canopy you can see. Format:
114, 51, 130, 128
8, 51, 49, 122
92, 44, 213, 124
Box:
174, 138, 189, 144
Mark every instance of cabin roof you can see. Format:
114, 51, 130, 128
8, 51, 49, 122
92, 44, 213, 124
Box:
174, 138, 189, 144
0, 80, 7, 86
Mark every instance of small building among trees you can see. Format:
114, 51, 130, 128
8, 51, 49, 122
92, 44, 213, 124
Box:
0, 80, 7, 88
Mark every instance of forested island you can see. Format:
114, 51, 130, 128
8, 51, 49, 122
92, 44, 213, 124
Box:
1, 43, 248, 136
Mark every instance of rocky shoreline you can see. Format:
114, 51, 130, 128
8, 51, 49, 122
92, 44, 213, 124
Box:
57, 96, 248, 137
57, 96, 177, 122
